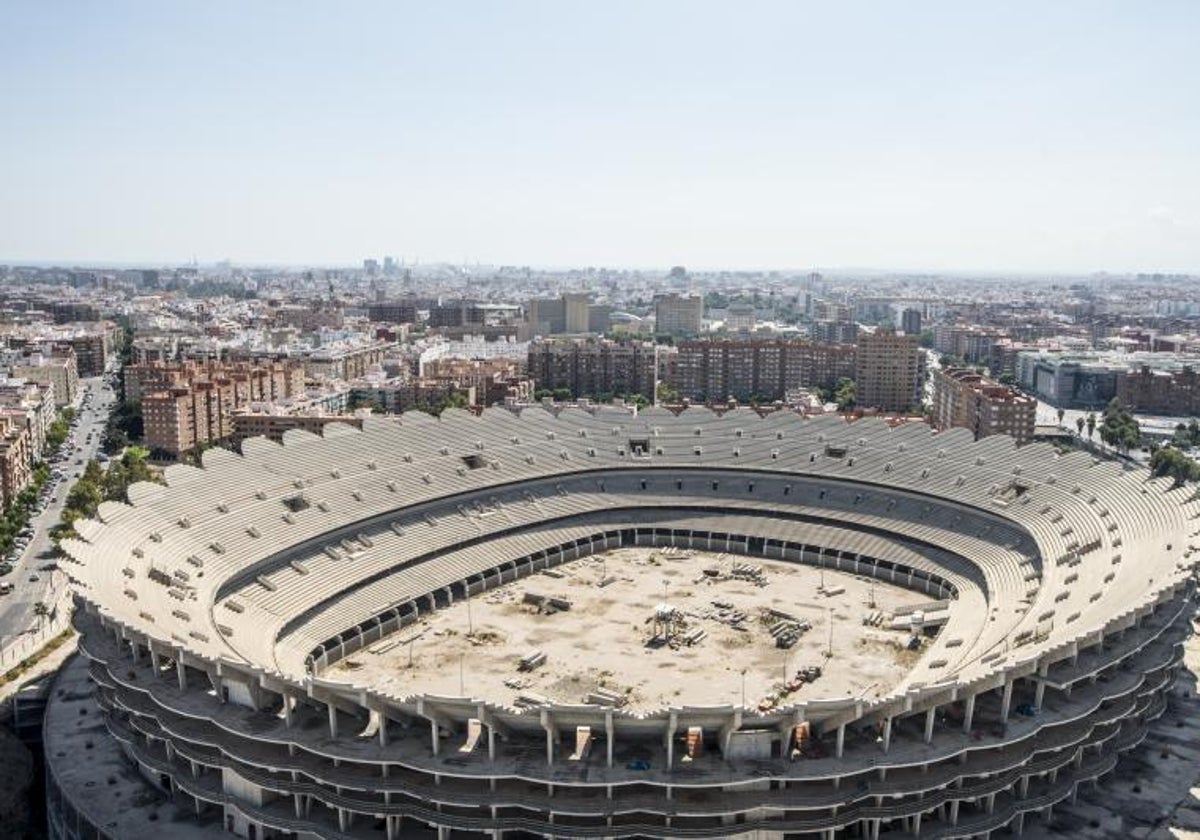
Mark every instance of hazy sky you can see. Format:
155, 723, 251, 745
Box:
1, 1, 1198, 272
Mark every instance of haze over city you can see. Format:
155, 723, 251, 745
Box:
2, 1, 1199, 272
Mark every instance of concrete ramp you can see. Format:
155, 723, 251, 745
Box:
459, 718, 482, 753
568, 726, 592, 761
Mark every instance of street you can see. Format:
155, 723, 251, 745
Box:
0, 373, 115, 659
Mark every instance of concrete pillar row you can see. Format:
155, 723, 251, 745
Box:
924, 706, 936, 743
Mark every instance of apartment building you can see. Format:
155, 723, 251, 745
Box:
527, 338, 658, 400
11, 347, 79, 406
422, 357, 533, 406
671, 339, 856, 403
302, 341, 388, 381
137, 360, 310, 458
0, 414, 32, 508
855, 330, 923, 412
126, 360, 305, 405
653, 294, 704, 337
232, 406, 363, 444
810, 320, 859, 345
0, 379, 54, 461
933, 368, 1036, 445
1117, 365, 1200, 415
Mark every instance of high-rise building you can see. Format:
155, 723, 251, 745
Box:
528, 338, 657, 400
528, 294, 611, 336
855, 330, 923, 412
563, 293, 592, 334
671, 339, 856, 403
367, 301, 419, 324
654, 294, 704, 337
933, 368, 1036, 445
811, 320, 859, 345
901, 308, 923, 336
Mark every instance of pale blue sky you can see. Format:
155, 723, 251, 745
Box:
1, 1, 1197, 272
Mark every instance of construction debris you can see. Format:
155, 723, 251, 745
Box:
585, 688, 628, 707
769, 618, 812, 649
522, 591, 572, 613
518, 649, 547, 671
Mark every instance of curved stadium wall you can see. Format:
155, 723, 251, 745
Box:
50, 406, 1198, 839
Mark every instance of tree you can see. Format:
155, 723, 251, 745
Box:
33, 601, 50, 630
1098, 398, 1140, 455
1086, 412, 1096, 441
834, 378, 856, 411
1056, 407, 1065, 427
656, 382, 680, 404
1075, 417, 1085, 436
1150, 446, 1200, 486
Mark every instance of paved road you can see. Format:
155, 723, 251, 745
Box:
0, 372, 116, 653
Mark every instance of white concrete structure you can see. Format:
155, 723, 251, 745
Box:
49, 406, 1199, 839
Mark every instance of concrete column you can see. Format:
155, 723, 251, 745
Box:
283, 692, 293, 728
386, 816, 398, 840
1019, 776, 1030, 798
950, 800, 960, 826
836, 723, 846, 758
913, 811, 922, 836
488, 724, 496, 761
327, 702, 338, 739
666, 711, 677, 769
986, 792, 995, 814
378, 711, 389, 747
1035, 662, 1048, 707
541, 710, 555, 766
149, 647, 160, 676
962, 694, 976, 733
430, 718, 440, 756
1013, 812, 1024, 835
881, 717, 892, 753
338, 808, 347, 831
605, 710, 614, 769
1000, 679, 1014, 721
924, 706, 936, 743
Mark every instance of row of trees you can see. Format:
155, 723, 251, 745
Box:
0, 463, 51, 557
44, 406, 76, 454
53, 447, 158, 544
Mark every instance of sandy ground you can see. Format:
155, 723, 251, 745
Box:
334, 548, 931, 711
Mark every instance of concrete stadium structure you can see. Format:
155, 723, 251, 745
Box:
48, 406, 1200, 840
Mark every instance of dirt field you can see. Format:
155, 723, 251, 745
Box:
334, 548, 933, 712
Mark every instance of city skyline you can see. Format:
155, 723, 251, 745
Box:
2, 1, 1198, 272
